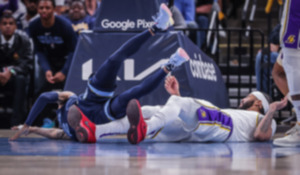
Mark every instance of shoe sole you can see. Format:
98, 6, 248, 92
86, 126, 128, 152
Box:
273, 142, 300, 147
67, 105, 95, 143
127, 99, 144, 145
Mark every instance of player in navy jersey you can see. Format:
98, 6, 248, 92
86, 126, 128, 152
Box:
29, 0, 77, 91
10, 3, 190, 143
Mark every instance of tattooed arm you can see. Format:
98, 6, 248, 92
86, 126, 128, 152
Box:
11, 125, 70, 140
254, 96, 288, 141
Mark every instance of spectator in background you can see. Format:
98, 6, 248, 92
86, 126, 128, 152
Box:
16, 0, 39, 33
85, 0, 100, 17
0, 0, 18, 18
255, 24, 281, 96
195, 0, 213, 48
29, 0, 77, 93
65, 0, 95, 35
0, 11, 33, 126
54, 0, 66, 15
174, 0, 197, 28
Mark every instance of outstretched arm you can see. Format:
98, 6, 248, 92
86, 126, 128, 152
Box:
164, 75, 181, 96
11, 125, 70, 140
254, 96, 288, 141
10, 91, 75, 141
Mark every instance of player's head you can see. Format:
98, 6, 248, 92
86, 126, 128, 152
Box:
0, 10, 16, 38
238, 91, 272, 114
38, 0, 55, 20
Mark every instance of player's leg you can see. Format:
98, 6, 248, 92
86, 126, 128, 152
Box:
94, 105, 162, 141
273, 48, 300, 147
126, 96, 188, 144
89, 3, 174, 93
108, 48, 190, 120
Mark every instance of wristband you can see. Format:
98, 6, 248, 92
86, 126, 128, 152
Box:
10, 68, 16, 75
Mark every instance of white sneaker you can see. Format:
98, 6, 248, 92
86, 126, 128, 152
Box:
273, 124, 300, 147
154, 3, 174, 30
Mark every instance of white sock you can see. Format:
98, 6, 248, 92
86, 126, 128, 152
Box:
95, 117, 129, 141
292, 100, 300, 122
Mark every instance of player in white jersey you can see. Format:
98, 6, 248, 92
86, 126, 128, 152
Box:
125, 76, 288, 144
273, 0, 300, 147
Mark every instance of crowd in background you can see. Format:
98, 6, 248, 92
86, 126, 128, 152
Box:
0, 0, 271, 129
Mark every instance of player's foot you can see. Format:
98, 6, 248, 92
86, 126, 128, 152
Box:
164, 47, 190, 71
154, 3, 174, 30
68, 105, 96, 143
273, 124, 300, 147
126, 99, 147, 145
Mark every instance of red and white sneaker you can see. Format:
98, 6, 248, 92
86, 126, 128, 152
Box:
126, 99, 147, 145
68, 105, 96, 143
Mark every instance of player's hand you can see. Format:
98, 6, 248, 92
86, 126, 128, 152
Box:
270, 95, 288, 111
164, 75, 180, 96
45, 70, 55, 84
52, 72, 66, 83
9, 124, 30, 141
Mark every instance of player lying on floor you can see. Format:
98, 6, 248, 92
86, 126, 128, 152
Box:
12, 75, 287, 144
10, 3, 191, 143
125, 76, 288, 144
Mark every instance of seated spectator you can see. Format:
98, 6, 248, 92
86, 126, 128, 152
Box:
85, 0, 101, 17
54, 0, 67, 15
64, 0, 95, 35
28, 0, 77, 93
174, 0, 197, 28
0, 0, 19, 18
255, 24, 281, 96
0, 10, 33, 126
170, 5, 186, 29
195, 0, 213, 48
16, 0, 39, 33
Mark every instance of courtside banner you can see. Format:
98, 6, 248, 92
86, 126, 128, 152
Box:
94, 0, 159, 32
65, 31, 229, 108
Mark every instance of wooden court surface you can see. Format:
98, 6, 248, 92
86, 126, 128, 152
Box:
1, 130, 300, 175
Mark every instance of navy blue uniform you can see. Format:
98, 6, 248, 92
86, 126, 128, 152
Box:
28, 15, 77, 75
25, 28, 168, 140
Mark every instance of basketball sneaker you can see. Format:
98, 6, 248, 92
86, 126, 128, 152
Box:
164, 47, 190, 71
68, 105, 96, 143
154, 3, 174, 30
273, 124, 300, 147
126, 99, 147, 145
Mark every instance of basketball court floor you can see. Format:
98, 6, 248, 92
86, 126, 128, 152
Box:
1, 130, 300, 175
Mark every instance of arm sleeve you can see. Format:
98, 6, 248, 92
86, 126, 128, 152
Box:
37, 52, 51, 72
61, 52, 73, 75
60, 23, 77, 75
25, 92, 59, 125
